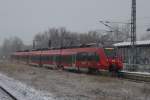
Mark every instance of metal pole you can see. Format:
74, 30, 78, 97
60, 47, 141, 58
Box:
33, 40, 35, 49
48, 40, 51, 48
131, 0, 136, 69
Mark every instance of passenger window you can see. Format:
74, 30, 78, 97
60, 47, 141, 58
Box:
87, 52, 94, 61
87, 52, 100, 62
77, 52, 88, 61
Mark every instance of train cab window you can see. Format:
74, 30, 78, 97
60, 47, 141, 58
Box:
104, 48, 116, 58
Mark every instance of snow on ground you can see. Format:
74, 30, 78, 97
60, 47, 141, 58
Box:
0, 88, 14, 100
122, 71, 150, 76
0, 73, 54, 100
0, 62, 150, 100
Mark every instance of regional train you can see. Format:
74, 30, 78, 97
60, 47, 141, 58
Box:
11, 47, 123, 73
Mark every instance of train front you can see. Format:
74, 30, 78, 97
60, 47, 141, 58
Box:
104, 48, 123, 72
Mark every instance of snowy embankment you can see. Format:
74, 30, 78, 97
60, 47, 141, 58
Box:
0, 73, 55, 100
122, 71, 150, 76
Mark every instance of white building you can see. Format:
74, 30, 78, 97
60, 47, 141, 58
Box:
114, 40, 150, 64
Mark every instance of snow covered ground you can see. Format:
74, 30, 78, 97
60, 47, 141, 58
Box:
122, 71, 150, 76
0, 73, 54, 100
0, 88, 14, 100
0, 62, 150, 100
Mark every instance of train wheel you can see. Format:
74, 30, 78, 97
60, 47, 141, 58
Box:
57, 65, 64, 70
39, 64, 43, 67
56, 65, 60, 69
109, 65, 118, 77
76, 66, 81, 73
109, 65, 116, 72
60, 65, 64, 70
88, 68, 97, 74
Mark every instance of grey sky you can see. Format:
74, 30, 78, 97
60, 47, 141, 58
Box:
0, 0, 150, 45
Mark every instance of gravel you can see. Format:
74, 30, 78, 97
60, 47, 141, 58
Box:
0, 73, 54, 100
0, 61, 149, 100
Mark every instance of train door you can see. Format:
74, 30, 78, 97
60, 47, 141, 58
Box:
76, 52, 88, 68
87, 52, 97, 68
72, 54, 76, 67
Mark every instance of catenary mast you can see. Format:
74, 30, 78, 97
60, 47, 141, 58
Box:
131, 0, 136, 66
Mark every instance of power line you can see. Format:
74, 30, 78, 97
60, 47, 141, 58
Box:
104, 21, 131, 24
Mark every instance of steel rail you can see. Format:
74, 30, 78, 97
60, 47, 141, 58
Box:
0, 86, 18, 100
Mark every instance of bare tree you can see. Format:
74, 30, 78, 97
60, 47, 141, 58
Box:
1, 36, 24, 57
32, 26, 130, 49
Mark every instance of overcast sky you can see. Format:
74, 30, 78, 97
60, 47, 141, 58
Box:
0, 0, 150, 45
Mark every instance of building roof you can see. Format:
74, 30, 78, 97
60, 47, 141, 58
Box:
113, 40, 150, 47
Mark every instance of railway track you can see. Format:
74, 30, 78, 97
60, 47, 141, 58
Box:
30, 63, 150, 83
63, 68, 150, 82
99, 71, 150, 82
0, 86, 17, 100
7, 61, 150, 83
121, 71, 150, 83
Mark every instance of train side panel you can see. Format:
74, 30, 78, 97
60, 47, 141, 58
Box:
11, 47, 122, 72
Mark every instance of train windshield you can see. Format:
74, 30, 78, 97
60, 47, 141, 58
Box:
104, 48, 116, 58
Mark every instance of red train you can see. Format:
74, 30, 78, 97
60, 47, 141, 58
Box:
11, 47, 123, 73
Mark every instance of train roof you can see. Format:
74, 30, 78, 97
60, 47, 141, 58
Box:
15, 43, 103, 52
13, 47, 104, 56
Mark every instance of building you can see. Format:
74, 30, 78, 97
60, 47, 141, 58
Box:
114, 40, 150, 65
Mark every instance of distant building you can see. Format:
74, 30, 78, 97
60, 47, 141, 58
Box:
114, 40, 150, 64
